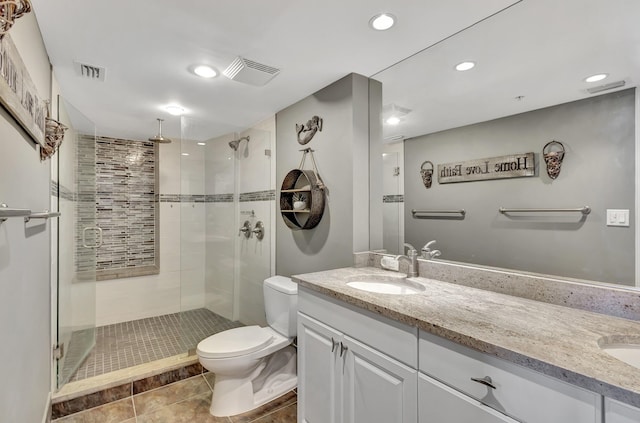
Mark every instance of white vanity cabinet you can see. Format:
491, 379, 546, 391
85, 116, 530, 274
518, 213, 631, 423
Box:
297, 287, 418, 423
605, 398, 640, 423
419, 331, 603, 423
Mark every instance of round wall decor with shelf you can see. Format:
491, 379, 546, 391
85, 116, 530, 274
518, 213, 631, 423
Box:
280, 169, 325, 230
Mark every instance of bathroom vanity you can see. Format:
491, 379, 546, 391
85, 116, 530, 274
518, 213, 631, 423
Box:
293, 260, 640, 423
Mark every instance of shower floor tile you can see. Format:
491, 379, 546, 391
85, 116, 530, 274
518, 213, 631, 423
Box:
66, 309, 243, 382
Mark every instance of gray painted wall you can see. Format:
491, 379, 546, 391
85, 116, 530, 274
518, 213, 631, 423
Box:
0, 14, 53, 422
276, 74, 382, 277
404, 89, 635, 285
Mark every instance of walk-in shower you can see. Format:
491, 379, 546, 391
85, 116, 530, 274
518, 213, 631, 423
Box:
228, 135, 249, 151
54, 107, 274, 391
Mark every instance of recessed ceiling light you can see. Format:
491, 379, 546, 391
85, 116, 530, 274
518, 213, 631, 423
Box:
585, 73, 608, 83
165, 105, 185, 116
455, 61, 476, 71
197, 142, 206, 146
181, 152, 189, 156
193, 65, 217, 78
386, 116, 401, 125
369, 13, 396, 31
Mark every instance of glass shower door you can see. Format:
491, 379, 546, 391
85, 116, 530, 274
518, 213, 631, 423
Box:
55, 97, 98, 388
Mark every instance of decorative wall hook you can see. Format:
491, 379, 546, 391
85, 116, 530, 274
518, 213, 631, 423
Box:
40, 101, 68, 161
420, 160, 434, 189
543, 140, 565, 180
296, 115, 323, 145
0, 0, 31, 38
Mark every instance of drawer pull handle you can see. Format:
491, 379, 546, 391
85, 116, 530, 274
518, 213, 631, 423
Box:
331, 337, 337, 353
471, 376, 497, 390
340, 342, 348, 357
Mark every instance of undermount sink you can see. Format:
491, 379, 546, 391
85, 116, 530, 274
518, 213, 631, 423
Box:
599, 337, 640, 369
345, 274, 426, 295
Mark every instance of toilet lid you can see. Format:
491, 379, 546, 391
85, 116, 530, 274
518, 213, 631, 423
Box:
197, 326, 274, 359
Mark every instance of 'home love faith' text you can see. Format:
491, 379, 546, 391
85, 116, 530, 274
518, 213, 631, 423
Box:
437, 153, 535, 184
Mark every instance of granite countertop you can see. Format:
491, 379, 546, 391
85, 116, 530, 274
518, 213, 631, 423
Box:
292, 266, 640, 408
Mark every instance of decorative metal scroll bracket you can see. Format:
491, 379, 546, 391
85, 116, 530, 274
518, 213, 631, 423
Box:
296, 115, 323, 145
0, 0, 32, 38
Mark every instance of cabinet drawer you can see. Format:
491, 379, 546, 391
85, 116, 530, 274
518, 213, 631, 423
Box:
605, 397, 640, 423
419, 331, 602, 423
419, 373, 519, 423
299, 286, 417, 367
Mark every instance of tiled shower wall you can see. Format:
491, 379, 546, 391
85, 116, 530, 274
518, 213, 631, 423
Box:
78, 135, 159, 280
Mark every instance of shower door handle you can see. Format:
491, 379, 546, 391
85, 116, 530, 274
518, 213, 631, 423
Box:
82, 226, 103, 249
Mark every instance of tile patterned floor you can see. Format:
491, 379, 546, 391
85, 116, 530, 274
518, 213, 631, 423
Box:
66, 309, 243, 382
53, 374, 297, 423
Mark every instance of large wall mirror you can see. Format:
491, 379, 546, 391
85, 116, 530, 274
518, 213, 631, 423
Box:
373, 0, 639, 287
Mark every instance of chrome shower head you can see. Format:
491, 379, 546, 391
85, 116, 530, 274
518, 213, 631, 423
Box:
229, 139, 241, 151
229, 136, 250, 151
149, 118, 172, 144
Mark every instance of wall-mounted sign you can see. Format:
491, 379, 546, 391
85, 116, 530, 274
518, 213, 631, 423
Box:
0, 34, 46, 147
438, 152, 535, 184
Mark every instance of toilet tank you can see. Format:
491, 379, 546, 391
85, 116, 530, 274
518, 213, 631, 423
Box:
263, 276, 298, 337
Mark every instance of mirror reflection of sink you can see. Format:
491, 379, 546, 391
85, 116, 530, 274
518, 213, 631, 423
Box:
598, 336, 640, 369
345, 274, 426, 295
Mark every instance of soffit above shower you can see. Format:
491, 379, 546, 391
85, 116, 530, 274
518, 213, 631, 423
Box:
30, 0, 518, 141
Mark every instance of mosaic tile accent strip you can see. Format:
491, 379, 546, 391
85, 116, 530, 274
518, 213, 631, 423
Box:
76, 136, 158, 277
206, 193, 235, 203
239, 190, 276, 202
52, 181, 77, 201
159, 193, 235, 203
383, 194, 404, 203
69, 308, 243, 382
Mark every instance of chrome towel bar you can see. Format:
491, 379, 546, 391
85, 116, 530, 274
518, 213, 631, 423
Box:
499, 206, 591, 215
0, 203, 31, 223
25, 211, 62, 222
411, 209, 466, 217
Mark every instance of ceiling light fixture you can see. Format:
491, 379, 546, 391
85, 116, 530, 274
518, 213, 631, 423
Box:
455, 61, 476, 71
197, 142, 206, 146
181, 152, 189, 156
383, 103, 411, 126
585, 73, 608, 83
369, 13, 396, 31
165, 105, 185, 116
193, 65, 217, 78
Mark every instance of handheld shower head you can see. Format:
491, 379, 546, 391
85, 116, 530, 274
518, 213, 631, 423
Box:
149, 118, 172, 144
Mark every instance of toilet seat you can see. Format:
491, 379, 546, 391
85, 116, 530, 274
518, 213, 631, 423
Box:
197, 326, 274, 359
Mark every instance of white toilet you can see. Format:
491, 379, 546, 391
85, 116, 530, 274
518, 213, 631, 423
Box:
196, 276, 298, 417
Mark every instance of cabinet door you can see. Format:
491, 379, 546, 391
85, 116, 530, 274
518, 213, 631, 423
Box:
297, 312, 342, 423
342, 335, 418, 423
605, 398, 640, 423
419, 374, 519, 423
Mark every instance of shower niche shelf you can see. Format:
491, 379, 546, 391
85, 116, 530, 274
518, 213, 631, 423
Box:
280, 169, 325, 230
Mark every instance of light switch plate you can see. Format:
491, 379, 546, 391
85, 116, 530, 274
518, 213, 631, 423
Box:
607, 209, 630, 227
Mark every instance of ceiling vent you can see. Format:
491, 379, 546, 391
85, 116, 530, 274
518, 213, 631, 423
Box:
384, 135, 405, 143
587, 80, 625, 94
223, 57, 280, 86
74, 61, 106, 82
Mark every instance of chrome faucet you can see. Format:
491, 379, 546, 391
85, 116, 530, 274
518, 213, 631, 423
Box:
396, 243, 419, 277
421, 240, 441, 260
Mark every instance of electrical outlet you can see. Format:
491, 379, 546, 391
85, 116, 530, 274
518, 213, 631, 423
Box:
606, 209, 630, 227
